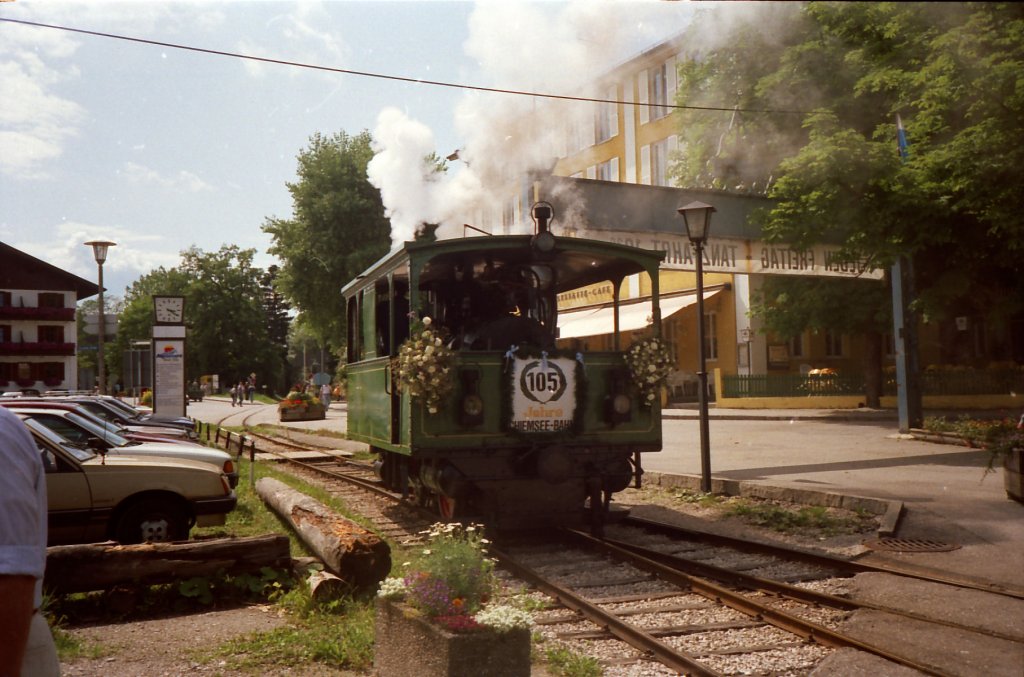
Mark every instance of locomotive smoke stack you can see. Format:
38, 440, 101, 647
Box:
532, 202, 553, 234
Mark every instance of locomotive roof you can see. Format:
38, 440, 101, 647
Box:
342, 234, 666, 298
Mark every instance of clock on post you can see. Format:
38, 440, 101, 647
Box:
153, 295, 185, 325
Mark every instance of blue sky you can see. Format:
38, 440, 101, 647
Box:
1, 1, 710, 299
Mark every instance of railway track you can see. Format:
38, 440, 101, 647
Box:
213, 426, 1024, 675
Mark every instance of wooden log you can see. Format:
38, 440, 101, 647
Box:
44, 534, 291, 594
307, 569, 350, 603
255, 477, 391, 592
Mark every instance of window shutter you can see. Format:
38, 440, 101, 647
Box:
638, 69, 649, 124
640, 145, 651, 185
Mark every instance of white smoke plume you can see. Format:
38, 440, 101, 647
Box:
368, 1, 701, 249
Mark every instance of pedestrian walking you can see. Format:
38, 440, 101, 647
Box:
0, 407, 61, 677
320, 382, 332, 410
247, 379, 255, 404
237, 381, 247, 405
230, 383, 237, 407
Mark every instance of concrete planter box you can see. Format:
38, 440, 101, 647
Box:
374, 598, 530, 677
1004, 448, 1024, 504
277, 400, 325, 422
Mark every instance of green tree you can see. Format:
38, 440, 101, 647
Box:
178, 245, 278, 390
673, 3, 1024, 362
109, 247, 284, 394
263, 131, 392, 350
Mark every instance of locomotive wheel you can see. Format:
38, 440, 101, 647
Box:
438, 494, 458, 521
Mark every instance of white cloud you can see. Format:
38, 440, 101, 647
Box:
0, 2, 226, 180
120, 161, 213, 193
14, 220, 182, 296
235, 4, 349, 80
0, 24, 84, 178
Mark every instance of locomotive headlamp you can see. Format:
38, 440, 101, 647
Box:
531, 230, 556, 254
605, 369, 632, 425
462, 394, 484, 418
459, 369, 485, 426
611, 393, 631, 415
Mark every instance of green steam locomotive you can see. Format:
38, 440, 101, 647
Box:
342, 204, 666, 531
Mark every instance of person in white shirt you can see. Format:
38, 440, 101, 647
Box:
0, 406, 60, 676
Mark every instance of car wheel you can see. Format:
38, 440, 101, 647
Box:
115, 497, 190, 544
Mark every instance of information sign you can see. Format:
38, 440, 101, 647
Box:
509, 356, 577, 433
153, 338, 186, 417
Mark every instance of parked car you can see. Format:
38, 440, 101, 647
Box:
8, 405, 238, 487
91, 394, 196, 428
21, 417, 236, 545
40, 396, 199, 440
0, 400, 201, 446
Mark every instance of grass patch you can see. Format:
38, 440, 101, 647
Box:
724, 500, 874, 536
53, 461, 381, 672
196, 590, 375, 673
543, 643, 603, 677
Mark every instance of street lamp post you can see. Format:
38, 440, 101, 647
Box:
678, 202, 716, 493
85, 240, 116, 394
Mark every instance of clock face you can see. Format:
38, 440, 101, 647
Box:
154, 296, 184, 324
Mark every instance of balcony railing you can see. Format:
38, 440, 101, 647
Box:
0, 306, 75, 321
723, 369, 1024, 398
0, 342, 76, 356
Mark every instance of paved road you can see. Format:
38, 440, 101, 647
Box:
187, 397, 1023, 588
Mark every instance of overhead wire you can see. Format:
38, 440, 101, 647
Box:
0, 17, 807, 116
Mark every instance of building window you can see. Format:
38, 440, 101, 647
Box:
790, 332, 804, 358
0, 324, 10, 342
651, 139, 668, 186
38, 293, 64, 308
0, 291, 10, 307
502, 199, 516, 231
649, 63, 669, 120
704, 312, 718, 361
825, 329, 844, 357
41, 362, 65, 380
597, 158, 618, 182
596, 86, 618, 143
38, 325, 64, 344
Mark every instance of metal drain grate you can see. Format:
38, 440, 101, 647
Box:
863, 537, 961, 553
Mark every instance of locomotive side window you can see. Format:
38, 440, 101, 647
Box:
375, 280, 390, 357
346, 296, 359, 364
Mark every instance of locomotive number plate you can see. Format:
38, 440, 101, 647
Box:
509, 356, 577, 433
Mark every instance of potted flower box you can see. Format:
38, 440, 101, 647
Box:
374, 598, 530, 677
374, 523, 532, 677
277, 391, 326, 422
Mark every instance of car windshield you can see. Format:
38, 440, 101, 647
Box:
100, 397, 145, 419
73, 400, 129, 422
65, 411, 131, 446
22, 417, 96, 462
22, 411, 131, 449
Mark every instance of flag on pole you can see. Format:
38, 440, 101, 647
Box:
896, 114, 910, 162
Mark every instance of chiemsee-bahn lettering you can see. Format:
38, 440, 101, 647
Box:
510, 357, 576, 432
589, 231, 881, 280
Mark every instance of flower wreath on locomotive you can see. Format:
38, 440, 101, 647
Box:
343, 203, 669, 532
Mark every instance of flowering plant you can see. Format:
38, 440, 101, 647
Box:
377, 523, 532, 633
393, 317, 456, 414
624, 337, 674, 406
